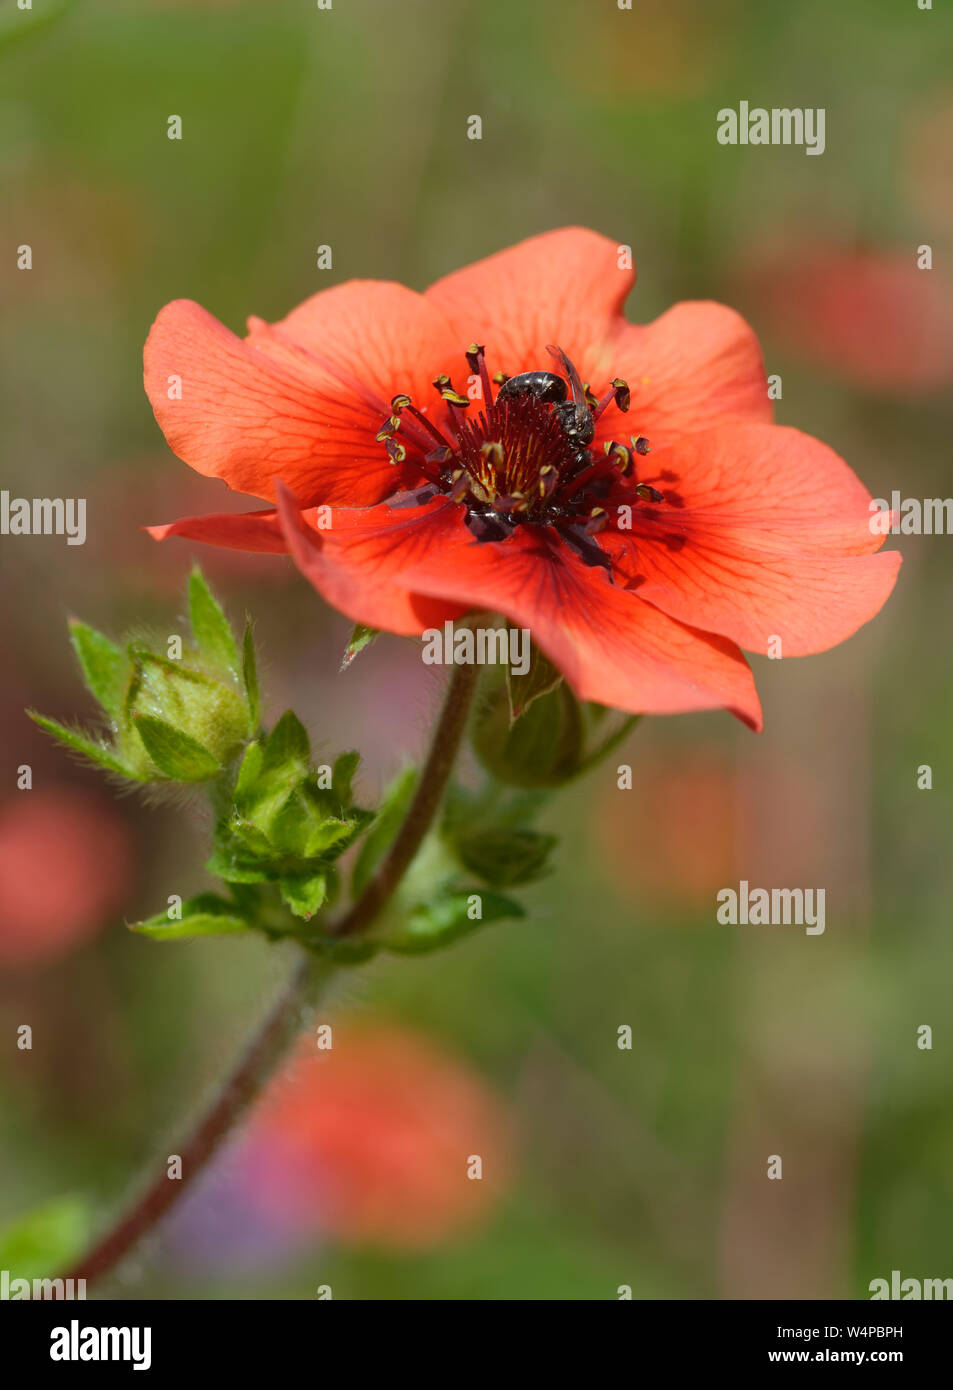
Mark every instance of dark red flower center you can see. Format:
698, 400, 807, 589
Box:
377, 344, 663, 574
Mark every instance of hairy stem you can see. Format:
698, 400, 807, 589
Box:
61, 655, 480, 1287
59, 954, 329, 1286
329, 655, 481, 937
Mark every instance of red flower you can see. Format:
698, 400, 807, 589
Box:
0, 788, 133, 968
738, 237, 953, 393
144, 228, 900, 730
243, 1026, 512, 1249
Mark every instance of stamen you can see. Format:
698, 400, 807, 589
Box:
432, 374, 470, 409
383, 393, 453, 458
387, 482, 444, 508
591, 378, 630, 422
375, 415, 401, 442
402, 401, 455, 451
559, 523, 613, 576
560, 454, 617, 501
539, 464, 558, 499
465, 343, 495, 407
375, 345, 668, 578
448, 469, 471, 503
495, 492, 530, 514
603, 440, 634, 476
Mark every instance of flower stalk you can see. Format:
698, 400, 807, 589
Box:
329, 653, 481, 939
57, 639, 483, 1287
58, 954, 331, 1286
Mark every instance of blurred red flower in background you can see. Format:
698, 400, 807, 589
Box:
594, 749, 825, 915
0, 788, 133, 968
737, 239, 953, 393
595, 752, 739, 911
240, 1025, 513, 1250
144, 228, 900, 730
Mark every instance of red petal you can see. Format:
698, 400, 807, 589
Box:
252, 280, 459, 413
425, 227, 633, 376
147, 508, 288, 552
144, 288, 457, 509
274, 484, 466, 635
286, 503, 761, 727
397, 527, 763, 728
604, 423, 902, 655
597, 301, 772, 450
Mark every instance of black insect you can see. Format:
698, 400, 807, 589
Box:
496, 368, 567, 406
497, 344, 595, 466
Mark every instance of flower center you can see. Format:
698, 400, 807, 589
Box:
377, 344, 662, 573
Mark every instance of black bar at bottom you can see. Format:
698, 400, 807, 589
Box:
1, 1297, 949, 1374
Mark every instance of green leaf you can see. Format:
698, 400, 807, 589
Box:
267, 785, 321, 855
323, 806, 374, 855
242, 619, 260, 725
300, 813, 357, 858
236, 780, 297, 840
234, 740, 264, 798
352, 765, 418, 895
205, 847, 276, 883
0, 1196, 89, 1282
188, 567, 240, 677
332, 750, 360, 805
262, 710, 310, 772
68, 620, 127, 719
131, 892, 254, 939
27, 711, 134, 777
385, 890, 525, 956
341, 623, 379, 670
133, 715, 220, 781
226, 818, 274, 858
507, 640, 563, 721
279, 872, 328, 920
455, 828, 558, 887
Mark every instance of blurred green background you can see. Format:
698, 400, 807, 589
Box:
1, 0, 952, 1299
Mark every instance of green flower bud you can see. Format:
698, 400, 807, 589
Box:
31, 570, 260, 785
123, 649, 252, 780
471, 668, 640, 791
454, 827, 558, 887
472, 674, 585, 789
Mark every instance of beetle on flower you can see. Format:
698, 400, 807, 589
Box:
144, 228, 900, 731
